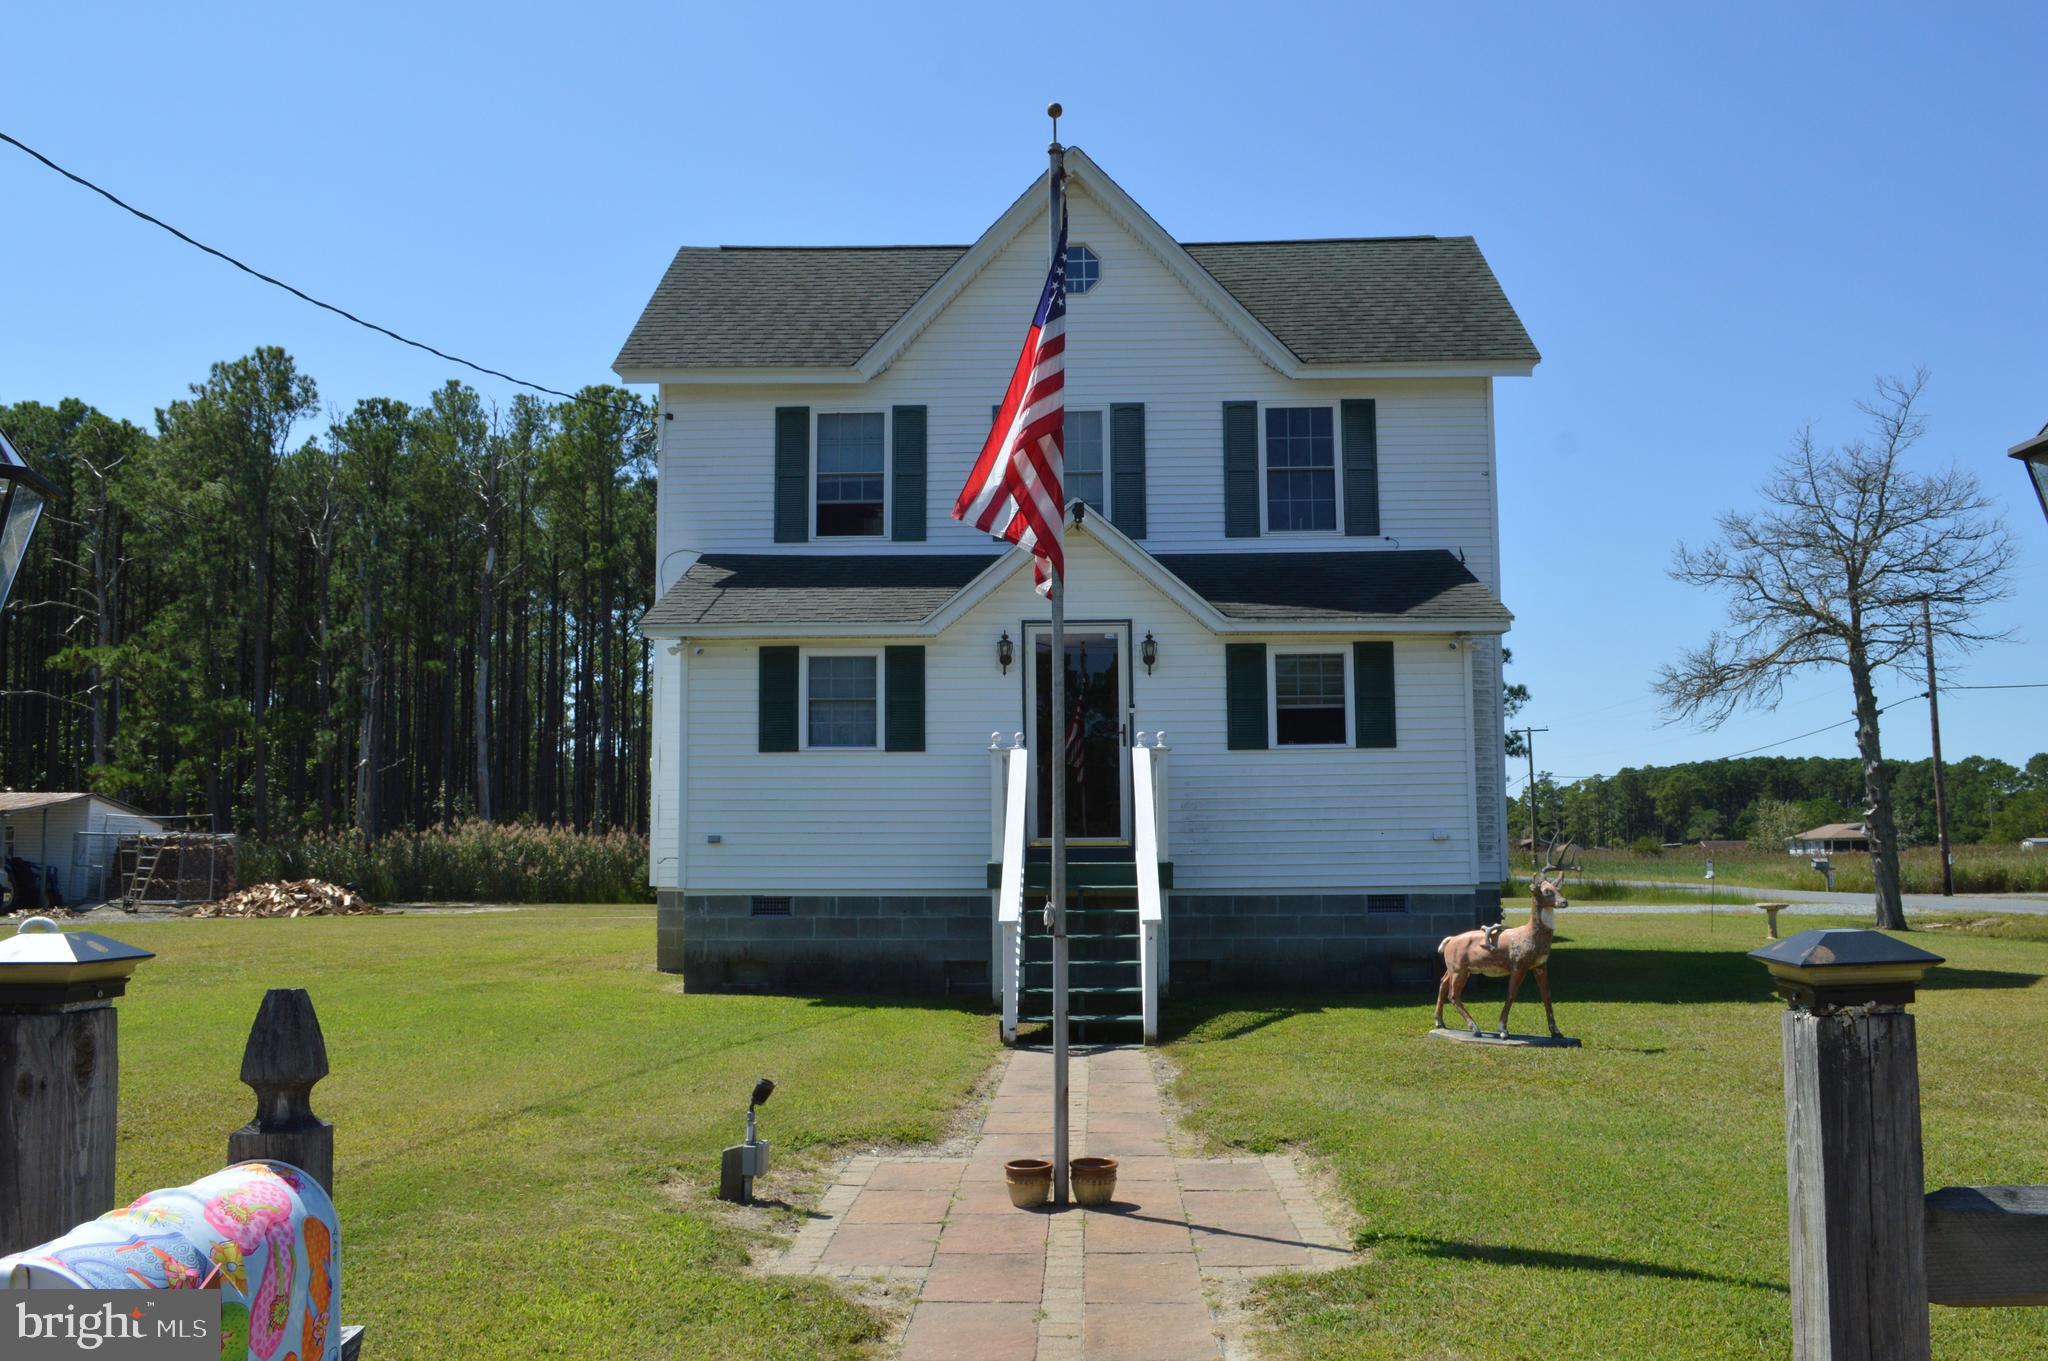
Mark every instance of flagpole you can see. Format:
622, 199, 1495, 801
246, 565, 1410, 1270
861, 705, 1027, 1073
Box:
1046, 106, 1071, 1209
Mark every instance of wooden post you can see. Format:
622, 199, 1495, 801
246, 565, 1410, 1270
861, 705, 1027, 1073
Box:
1756, 928, 1945, 1361
227, 988, 335, 1196
0, 1006, 119, 1255
0, 920, 151, 1256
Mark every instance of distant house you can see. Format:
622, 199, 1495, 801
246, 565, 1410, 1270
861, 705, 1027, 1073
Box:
0, 792, 165, 906
2022, 837, 2048, 853
1786, 822, 1871, 856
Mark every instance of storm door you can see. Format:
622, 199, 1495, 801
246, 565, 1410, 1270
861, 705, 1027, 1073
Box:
1026, 625, 1129, 842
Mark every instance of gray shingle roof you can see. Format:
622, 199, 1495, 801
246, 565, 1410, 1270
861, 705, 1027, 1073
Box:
1182, 238, 1538, 366
642, 554, 999, 629
640, 549, 1506, 631
616, 246, 968, 369
614, 237, 1535, 372
1153, 550, 1509, 624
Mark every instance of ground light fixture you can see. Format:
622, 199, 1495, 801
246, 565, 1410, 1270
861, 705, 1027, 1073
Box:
0, 426, 55, 614
718, 1078, 776, 1204
2011, 422, 2048, 527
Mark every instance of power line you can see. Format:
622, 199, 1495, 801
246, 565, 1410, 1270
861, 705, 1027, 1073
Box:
1947, 682, 2048, 691
1, 129, 623, 410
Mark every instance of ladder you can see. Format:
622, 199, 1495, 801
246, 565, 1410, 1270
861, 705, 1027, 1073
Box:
121, 836, 168, 912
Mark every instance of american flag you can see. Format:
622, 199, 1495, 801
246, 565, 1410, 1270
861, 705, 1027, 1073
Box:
953, 208, 1068, 595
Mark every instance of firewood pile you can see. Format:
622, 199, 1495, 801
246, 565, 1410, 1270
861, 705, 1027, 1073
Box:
191, 880, 383, 919
1, 905, 82, 922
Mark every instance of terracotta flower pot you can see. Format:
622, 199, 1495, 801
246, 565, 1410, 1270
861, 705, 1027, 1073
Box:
1004, 1158, 1052, 1209
1070, 1155, 1118, 1206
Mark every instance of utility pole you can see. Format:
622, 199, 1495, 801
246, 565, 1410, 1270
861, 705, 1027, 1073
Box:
1920, 596, 1954, 897
1514, 727, 1548, 864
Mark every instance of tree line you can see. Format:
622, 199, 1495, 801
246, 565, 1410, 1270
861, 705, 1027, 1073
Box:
1515, 751, 2048, 853
0, 347, 656, 836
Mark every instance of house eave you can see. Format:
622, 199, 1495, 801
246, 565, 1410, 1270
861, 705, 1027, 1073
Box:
658, 617, 1511, 641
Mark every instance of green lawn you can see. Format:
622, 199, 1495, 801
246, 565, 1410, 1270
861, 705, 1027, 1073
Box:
1163, 912, 2048, 1361
101, 907, 999, 1361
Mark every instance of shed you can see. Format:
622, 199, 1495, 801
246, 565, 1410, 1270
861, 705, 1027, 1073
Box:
1786, 822, 1872, 856
0, 792, 166, 906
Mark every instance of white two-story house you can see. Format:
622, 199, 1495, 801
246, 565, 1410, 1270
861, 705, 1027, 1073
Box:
617, 148, 1537, 1043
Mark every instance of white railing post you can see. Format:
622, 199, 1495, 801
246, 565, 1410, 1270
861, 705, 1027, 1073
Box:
989, 732, 1006, 1004
1153, 732, 1169, 995
1131, 735, 1164, 1043
997, 735, 1028, 1043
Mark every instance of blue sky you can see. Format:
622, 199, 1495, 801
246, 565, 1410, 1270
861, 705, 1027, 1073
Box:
5, 2, 2044, 786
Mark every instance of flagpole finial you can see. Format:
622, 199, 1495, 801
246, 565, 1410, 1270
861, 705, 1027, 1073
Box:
1047, 101, 1062, 146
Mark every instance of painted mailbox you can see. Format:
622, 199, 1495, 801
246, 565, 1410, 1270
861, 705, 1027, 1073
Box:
0, 1160, 339, 1361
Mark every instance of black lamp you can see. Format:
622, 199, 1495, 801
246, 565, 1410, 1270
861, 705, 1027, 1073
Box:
1141, 631, 1158, 675
2011, 423, 2048, 528
0, 427, 55, 614
997, 630, 1014, 675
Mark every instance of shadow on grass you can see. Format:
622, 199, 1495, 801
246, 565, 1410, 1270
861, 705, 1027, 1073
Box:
1364, 1232, 1787, 1293
1160, 942, 2040, 1041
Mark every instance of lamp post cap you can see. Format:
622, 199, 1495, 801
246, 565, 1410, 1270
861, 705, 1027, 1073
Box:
0, 919, 155, 1007
1751, 927, 1943, 1011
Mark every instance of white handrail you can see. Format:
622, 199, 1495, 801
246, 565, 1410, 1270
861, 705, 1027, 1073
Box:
1132, 736, 1165, 1043
997, 735, 1028, 1042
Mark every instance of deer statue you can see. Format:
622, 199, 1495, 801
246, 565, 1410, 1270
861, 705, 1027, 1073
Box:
1434, 841, 1572, 1039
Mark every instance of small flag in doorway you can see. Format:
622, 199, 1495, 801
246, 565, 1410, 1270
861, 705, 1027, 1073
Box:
952, 208, 1068, 595
1066, 692, 1087, 771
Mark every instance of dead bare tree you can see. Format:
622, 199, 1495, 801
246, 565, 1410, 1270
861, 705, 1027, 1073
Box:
1656, 371, 2012, 930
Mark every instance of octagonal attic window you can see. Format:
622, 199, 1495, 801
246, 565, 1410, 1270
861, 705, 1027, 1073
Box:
1066, 244, 1100, 294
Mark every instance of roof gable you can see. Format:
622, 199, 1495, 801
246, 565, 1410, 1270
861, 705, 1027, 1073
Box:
614, 149, 1538, 379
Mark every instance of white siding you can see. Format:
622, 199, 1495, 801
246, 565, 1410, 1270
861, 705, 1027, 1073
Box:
655, 186, 1499, 585
648, 644, 682, 888
677, 536, 1482, 896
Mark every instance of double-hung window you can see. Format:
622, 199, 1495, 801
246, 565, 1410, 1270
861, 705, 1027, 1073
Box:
1273, 651, 1348, 746
816, 412, 885, 537
1264, 406, 1337, 532
805, 652, 879, 748
1065, 409, 1107, 516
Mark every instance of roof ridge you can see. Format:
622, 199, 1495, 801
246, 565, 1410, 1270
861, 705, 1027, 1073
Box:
708, 244, 973, 253
1183, 235, 1453, 247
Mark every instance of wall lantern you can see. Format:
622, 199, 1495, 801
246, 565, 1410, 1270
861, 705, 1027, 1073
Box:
2011, 422, 2048, 528
0, 426, 56, 614
1141, 631, 1158, 675
997, 630, 1014, 675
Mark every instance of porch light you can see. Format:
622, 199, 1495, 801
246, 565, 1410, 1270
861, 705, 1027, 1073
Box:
1141, 631, 1158, 675
998, 630, 1014, 675
0, 426, 55, 614
2011, 423, 2048, 528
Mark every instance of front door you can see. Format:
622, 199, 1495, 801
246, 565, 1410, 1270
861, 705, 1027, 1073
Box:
1027, 625, 1129, 842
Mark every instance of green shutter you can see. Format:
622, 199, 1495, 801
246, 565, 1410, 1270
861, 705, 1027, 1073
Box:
1222, 401, 1259, 538
1110, 403, 1147, 539
773, 407, 809, 543
891, 405, 927, 542
1225, 643, 1268, 750
885, 645, 925, 752
1354, 640, 1395, 748
758, 646, 799, 752
1341, 399, 1380, 537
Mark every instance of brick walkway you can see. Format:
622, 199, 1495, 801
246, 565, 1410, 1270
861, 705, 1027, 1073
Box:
769, 1046, 1350, 1361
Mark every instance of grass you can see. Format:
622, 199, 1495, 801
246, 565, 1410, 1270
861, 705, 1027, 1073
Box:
1163, 911, 2048, 1361
239, 821, 655, 903
1505, 875, 1739, 905
102, 906, 999, 1361
1563, 843, 2048, 896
